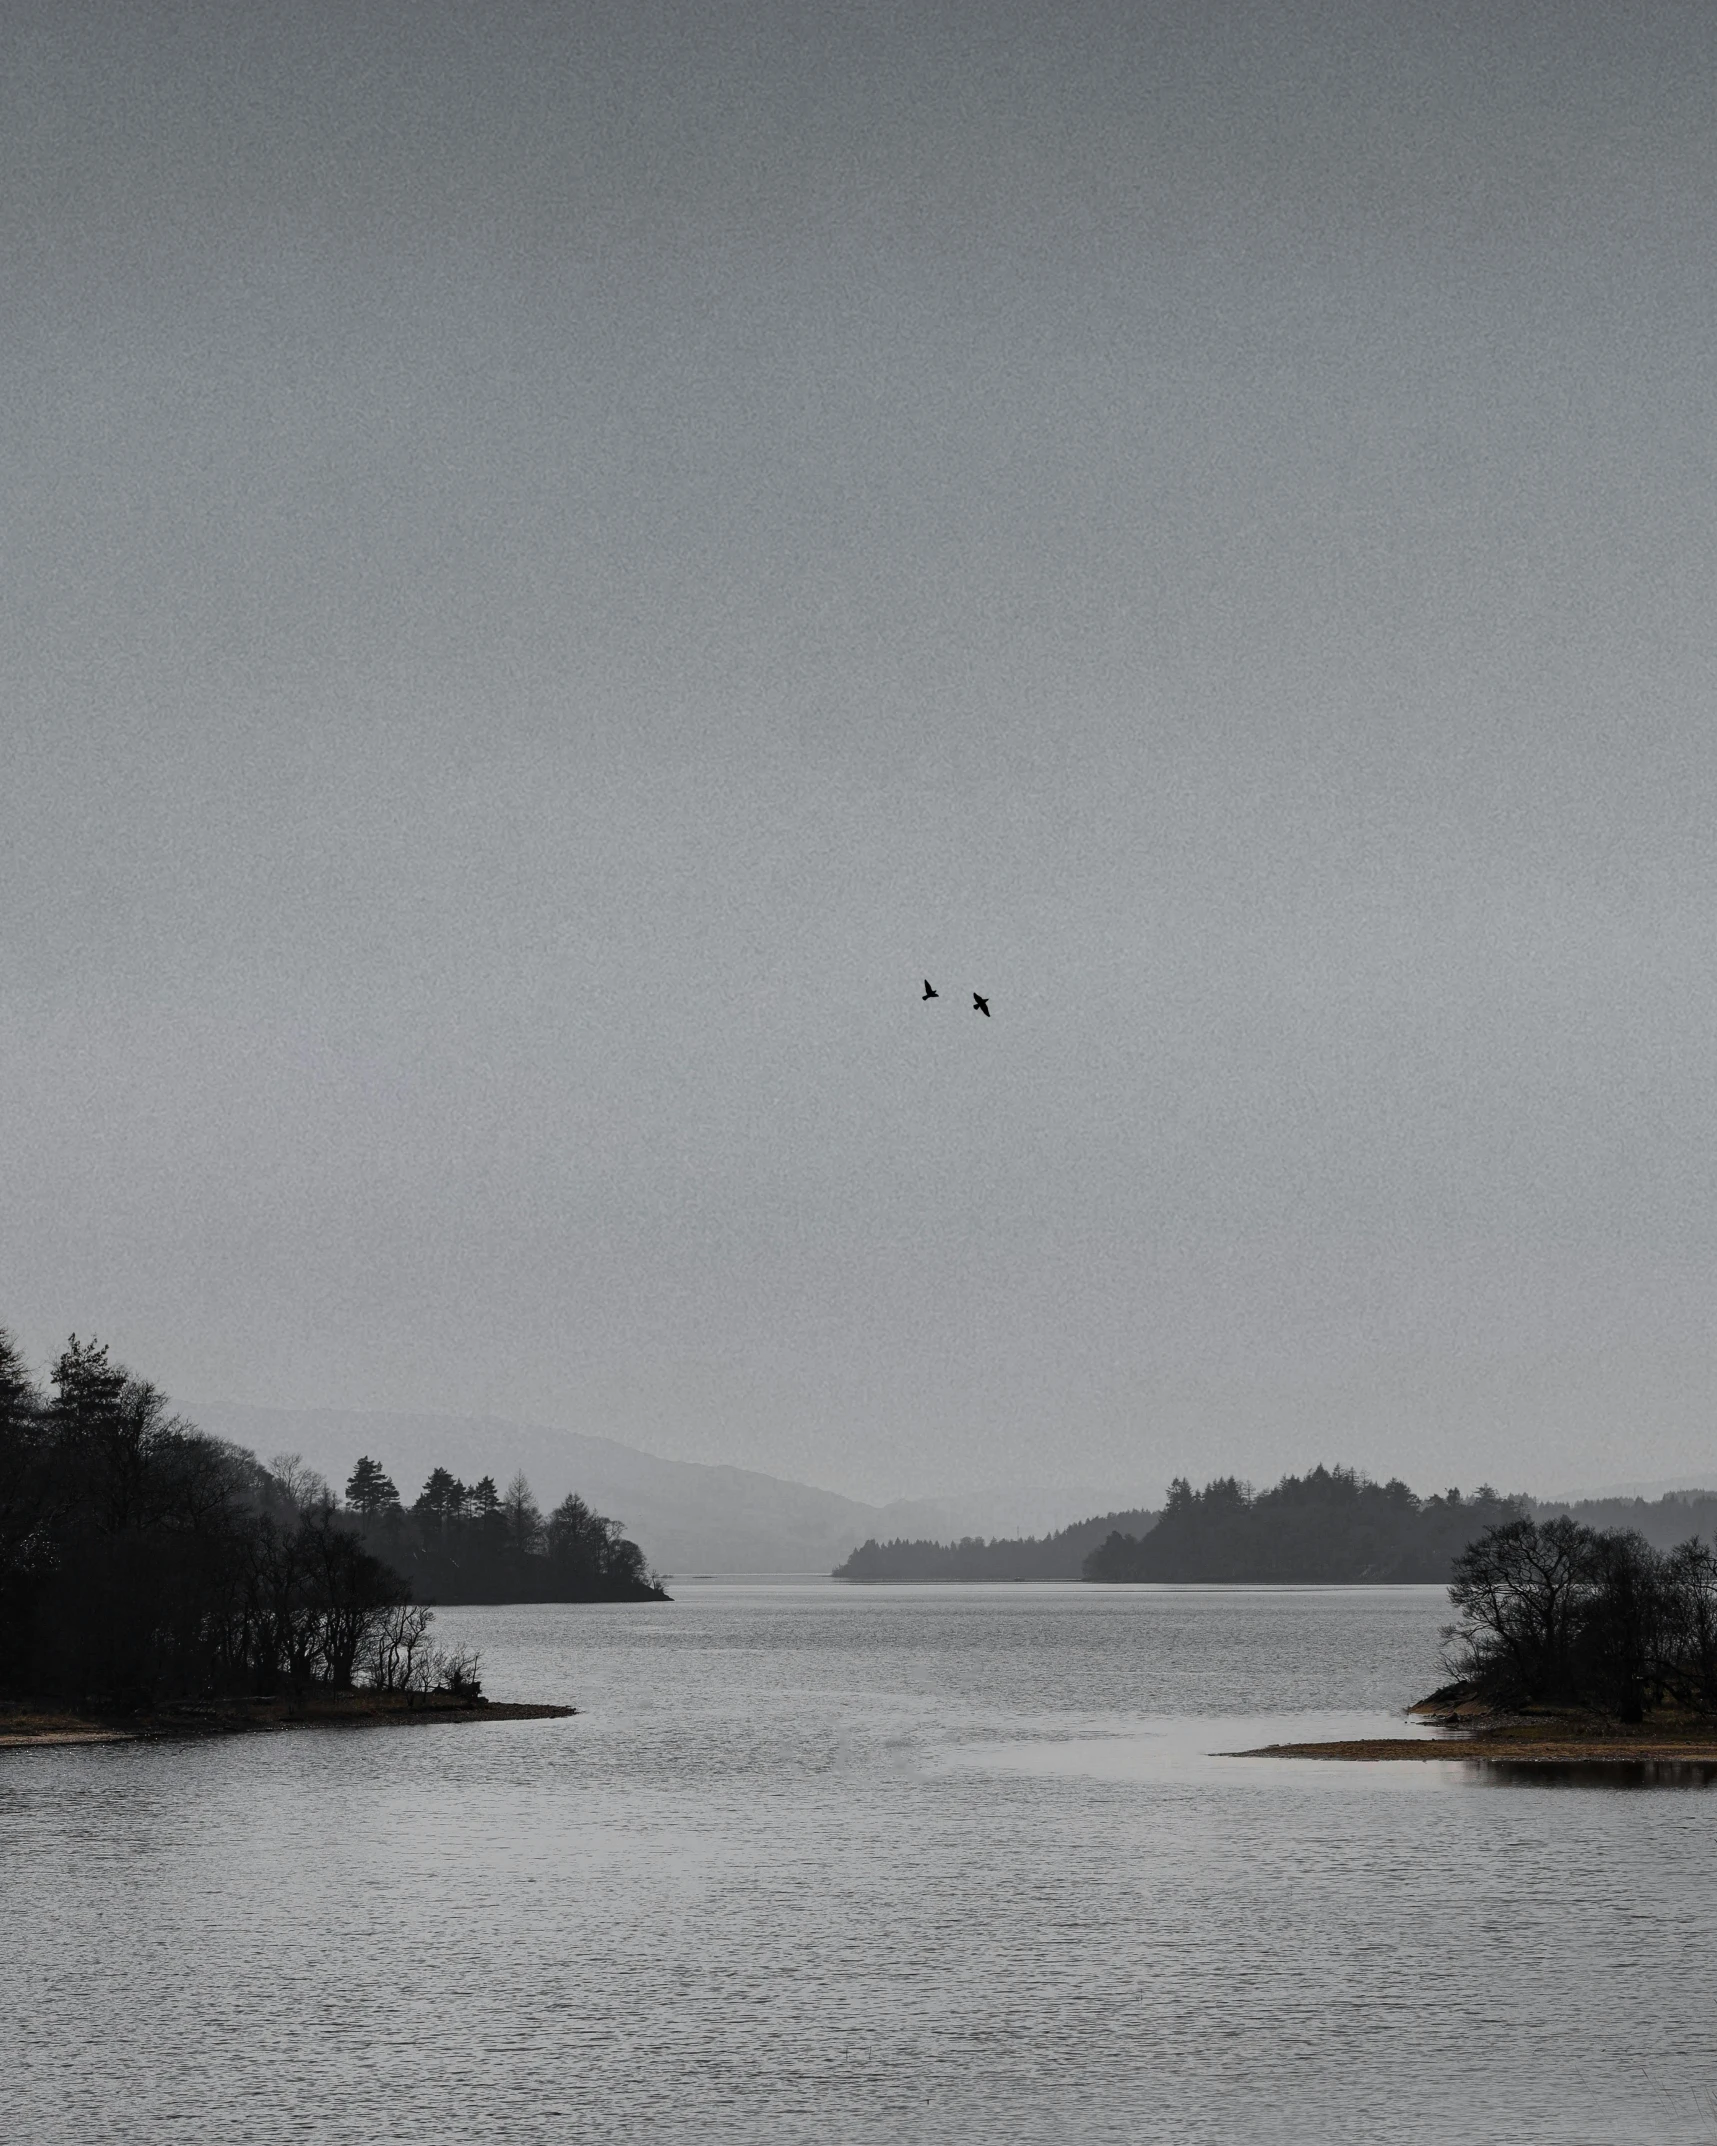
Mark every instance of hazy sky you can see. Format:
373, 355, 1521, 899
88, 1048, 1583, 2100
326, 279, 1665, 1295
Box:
6, 0, 1717, 1503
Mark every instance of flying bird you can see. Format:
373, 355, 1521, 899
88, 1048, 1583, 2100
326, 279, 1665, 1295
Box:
972, 993, 990, 1016
922, 979, 938, 1000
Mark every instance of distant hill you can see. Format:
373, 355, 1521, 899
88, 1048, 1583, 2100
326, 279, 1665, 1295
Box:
183, 1402, 964, 1576
834, 1509, 1160, 1581
1085, 1467, 1525, 1584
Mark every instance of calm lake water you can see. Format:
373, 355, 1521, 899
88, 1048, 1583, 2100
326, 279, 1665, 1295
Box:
6, 1583, 1716, 2143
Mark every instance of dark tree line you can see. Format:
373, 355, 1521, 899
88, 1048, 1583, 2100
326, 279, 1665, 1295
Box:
341, 1457, 666, 1604
834, 1510, 1160, 1582
1084, 1466, 1526, 1583
0, 1331, 426, 1706
1443, 1515, 1717, 1722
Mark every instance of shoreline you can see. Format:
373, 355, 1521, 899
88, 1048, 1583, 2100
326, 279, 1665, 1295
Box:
1236, 1711, 1717, 1765
1235, 1678, 1717, 1766
0, 1691, 574, 1749
1236, 1735, 1717, 1762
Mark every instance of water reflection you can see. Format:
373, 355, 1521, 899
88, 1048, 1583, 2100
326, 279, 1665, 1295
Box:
1469, 1756, 1717, 1790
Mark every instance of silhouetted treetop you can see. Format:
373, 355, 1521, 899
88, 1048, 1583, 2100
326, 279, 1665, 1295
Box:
345, 1455, 400, 1517
413, 1466, 465, 1529
1, 1327, 39, 1427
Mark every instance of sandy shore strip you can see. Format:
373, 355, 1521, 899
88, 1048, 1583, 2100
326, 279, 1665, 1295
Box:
1233, 1733, 1717, 1763
0, 1720, 142, 1748
0, 1695, 574, 1749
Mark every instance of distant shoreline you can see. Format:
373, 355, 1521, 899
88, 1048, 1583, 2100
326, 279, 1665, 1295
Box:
0, 1691, 574, 1750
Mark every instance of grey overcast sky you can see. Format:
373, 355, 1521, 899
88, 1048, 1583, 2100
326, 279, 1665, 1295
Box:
5, 0, 1717, 1503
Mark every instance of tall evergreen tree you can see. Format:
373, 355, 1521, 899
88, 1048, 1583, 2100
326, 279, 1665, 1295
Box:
345, 1455, 400, 1517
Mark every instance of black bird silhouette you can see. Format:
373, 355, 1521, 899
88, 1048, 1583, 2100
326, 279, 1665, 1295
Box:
972, 993, 990, 1016
922, 979, 938, 1000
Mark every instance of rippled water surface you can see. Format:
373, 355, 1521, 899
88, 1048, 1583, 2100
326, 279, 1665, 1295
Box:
7, 1583, 1717, 2143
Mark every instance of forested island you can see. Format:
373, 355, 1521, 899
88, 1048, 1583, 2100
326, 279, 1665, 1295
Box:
0, 1328, 662, 1728
1084, 1467, 1524, 1583
834, 1508, 1159, 1581
832, 1466, 1717, 1593
836, 1469, 1527, 1585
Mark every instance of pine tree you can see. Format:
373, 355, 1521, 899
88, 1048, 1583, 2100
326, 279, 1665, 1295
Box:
345, 1454, 400, 1518
0, 1328, 37, 1433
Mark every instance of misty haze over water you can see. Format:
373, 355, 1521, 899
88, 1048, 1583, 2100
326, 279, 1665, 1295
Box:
7, 1586, 1716, 2144
10, 3, 1717, 2134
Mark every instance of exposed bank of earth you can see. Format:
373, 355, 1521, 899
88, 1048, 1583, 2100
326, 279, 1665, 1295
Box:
1235, 1690, 1717, 1766
0, 1692, 574, 1749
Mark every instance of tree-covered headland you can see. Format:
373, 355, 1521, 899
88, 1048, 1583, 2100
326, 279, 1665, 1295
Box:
342, 1457, 664, 1604
0, 1328, 663, 1709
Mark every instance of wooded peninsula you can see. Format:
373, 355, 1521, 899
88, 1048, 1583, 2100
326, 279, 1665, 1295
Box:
0, 1327, 664, 1734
